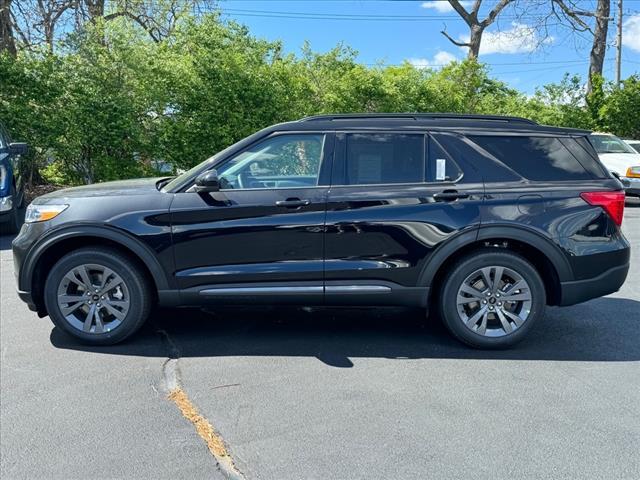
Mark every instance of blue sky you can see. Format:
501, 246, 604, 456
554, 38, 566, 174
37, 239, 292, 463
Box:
217, 0, 640, 94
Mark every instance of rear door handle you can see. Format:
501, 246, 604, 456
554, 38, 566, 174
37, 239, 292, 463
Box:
433, 190, 470, 202
275, 198, 311, 208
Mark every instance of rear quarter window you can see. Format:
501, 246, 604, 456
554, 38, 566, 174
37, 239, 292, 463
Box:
468, 135, 593, 181
560, 137, 609, 178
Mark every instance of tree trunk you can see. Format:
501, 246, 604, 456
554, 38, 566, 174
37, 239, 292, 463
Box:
0, 0, 16, 57
588, 0, 610, 94
441, 0, 512, 61
468, 25, 484, 60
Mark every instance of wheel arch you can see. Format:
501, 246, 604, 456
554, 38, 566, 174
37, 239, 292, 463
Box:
22, 226, 170, 314
420, 225, 572, 307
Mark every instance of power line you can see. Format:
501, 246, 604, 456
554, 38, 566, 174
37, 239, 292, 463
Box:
366, 59, 596, 67
219, 10, 545, 22
213, 6, 640, 22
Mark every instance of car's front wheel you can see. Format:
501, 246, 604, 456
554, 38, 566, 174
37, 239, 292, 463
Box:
439, 249, 546, 349
44, 247, 152, 345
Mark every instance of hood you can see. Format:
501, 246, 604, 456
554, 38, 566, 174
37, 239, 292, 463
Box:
34, 177, 167, 203
597, 153, 640, 176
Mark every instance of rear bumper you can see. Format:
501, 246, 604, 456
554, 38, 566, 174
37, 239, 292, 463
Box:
559, 262, 630, 306
620, 176, 640, 197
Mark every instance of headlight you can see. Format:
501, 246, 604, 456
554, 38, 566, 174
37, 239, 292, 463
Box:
625, 166, 640, 178
25, 204, 68, 223
0, 196, 12, 212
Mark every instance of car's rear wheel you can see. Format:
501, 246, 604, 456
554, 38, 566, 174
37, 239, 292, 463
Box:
439, 249, 545, 349
44, 247, 152, 345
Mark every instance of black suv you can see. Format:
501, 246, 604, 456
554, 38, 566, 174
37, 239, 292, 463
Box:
12, 114, 630, 348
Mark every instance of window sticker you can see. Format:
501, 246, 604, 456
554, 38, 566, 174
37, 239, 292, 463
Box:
436, 158, 446, 181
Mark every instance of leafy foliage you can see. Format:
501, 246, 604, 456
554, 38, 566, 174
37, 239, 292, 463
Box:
0, 14, 638, 186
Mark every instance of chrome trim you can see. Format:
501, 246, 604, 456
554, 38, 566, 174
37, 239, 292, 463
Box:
325, 285, 391, 293
199, 286, 323, 295
199, 285, 393, 295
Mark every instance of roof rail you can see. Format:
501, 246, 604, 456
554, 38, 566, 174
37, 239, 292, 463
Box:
299, 113, 538, 125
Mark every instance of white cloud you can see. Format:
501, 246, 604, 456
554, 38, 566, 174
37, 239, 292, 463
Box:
458, 22, 553, 55
622, 14, 640, 52
421, 1, 473, 13
409, 50, 458, 69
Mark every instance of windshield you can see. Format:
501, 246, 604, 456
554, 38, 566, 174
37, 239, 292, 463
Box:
161, 159, 211, 192
161, 143, 238, 192
590, 135, 636, 154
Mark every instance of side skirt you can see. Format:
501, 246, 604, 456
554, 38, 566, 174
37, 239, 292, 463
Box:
159, 281, 428, 308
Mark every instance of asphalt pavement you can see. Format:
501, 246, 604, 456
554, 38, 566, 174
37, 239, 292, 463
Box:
1, 202, 639, 479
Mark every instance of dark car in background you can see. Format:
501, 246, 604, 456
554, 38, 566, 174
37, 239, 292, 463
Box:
12, 114, 630, 349
0, 122, 28, 233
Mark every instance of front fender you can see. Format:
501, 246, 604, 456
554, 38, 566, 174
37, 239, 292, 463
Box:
18, 224, 173, 293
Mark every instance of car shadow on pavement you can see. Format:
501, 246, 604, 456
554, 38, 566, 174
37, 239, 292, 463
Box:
51, 296, 640, 366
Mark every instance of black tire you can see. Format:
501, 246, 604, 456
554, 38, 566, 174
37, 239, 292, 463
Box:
438, 248, 546, 349
0, 186, 23, 234
44, 247, 152, 345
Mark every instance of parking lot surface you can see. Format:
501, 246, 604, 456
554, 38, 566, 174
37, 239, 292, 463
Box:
1, 202, 639, 479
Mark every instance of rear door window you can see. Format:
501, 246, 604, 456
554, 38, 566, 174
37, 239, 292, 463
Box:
468, 135, 593, 181
427, 136, 462, 182
342, 133, 424, 185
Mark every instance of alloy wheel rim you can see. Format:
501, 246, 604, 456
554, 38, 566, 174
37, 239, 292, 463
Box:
456, 265, 532, 337
56, 263, 130, 334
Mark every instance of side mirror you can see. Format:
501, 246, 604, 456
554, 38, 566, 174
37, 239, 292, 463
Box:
194, 169, 220, 193
9, 142, 28, 155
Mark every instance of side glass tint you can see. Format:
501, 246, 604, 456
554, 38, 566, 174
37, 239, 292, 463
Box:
560, 137, 609, 178
469, 135, 592, 181
344, 133, 424, 185
217, 134, 324, 190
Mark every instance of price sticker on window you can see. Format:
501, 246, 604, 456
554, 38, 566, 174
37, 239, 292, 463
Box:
436, 158, 446, 181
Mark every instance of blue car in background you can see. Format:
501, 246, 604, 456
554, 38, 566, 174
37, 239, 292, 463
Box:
0, 122, 28, 233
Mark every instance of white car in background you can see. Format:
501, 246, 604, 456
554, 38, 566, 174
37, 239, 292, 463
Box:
624, 139, 640, 154
589, 133, 640, 198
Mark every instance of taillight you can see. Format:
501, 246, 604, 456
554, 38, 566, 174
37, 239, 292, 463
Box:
580, 191, 625, 226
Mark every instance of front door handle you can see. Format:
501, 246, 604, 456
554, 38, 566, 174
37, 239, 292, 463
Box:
275, 198, 311, 208
433, 190, 470, 202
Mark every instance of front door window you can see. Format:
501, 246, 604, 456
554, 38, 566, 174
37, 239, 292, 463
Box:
217, 134, 325, 190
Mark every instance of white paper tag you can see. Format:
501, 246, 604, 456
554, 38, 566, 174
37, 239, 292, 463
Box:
436, 158, 446, 181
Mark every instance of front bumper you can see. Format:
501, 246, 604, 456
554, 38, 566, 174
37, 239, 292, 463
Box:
11, 222, 51, 314
17, 289, 39, 313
